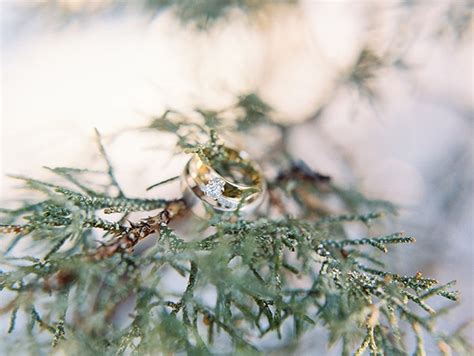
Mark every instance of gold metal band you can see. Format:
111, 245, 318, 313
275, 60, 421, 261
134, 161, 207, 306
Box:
181, 146, 266, 217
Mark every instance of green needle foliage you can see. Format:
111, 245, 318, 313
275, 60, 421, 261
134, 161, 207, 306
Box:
145, 0, 267, 28
0, 104, 470, 355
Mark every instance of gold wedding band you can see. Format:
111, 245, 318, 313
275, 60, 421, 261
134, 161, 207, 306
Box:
181, 146, 266, 217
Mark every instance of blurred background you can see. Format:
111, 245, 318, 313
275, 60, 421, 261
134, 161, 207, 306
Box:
1, 0, 472, 353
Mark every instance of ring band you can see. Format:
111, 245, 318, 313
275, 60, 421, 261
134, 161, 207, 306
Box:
181, 146, 266, 217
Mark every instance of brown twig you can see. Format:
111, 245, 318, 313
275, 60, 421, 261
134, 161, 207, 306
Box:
89, 199, 186, 260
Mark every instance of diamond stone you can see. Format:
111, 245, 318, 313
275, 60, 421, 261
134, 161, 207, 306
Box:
203, 177, 238, 209
217, 196, 238, 209
204, 177, 225, 199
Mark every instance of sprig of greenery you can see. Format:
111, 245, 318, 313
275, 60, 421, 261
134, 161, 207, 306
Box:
0, 123, 469, 355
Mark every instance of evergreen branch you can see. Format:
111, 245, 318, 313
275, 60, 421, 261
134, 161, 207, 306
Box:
146, 175, 180, 191
322, 232, 415, 253
7, 306, 19, 334
54, 187, 175, 211
0, 127, 469, 355
95, 128, 125, 198
44, 166, 99, 196
419, 281, 458, 301
315, 211, 385, 226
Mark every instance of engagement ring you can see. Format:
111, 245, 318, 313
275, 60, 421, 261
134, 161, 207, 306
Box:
181, 146, 266, 217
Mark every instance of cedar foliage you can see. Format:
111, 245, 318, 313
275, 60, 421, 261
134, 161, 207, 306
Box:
0, 103, 470, 355
2, 0, 472, 355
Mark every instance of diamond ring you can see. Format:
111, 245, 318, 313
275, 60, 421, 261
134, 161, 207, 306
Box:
181, 145, 266, 217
